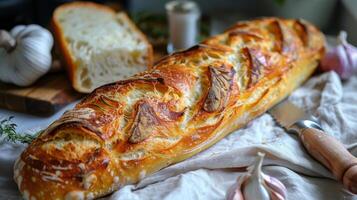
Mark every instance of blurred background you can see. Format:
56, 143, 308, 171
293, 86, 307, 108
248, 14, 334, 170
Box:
0, 0, 356, 45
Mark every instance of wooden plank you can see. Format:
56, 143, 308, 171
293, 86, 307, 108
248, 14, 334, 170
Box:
0, 73, 82, 116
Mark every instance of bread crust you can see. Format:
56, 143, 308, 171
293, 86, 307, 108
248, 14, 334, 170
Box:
51, 2, 153, 93
15, 17, 325, 200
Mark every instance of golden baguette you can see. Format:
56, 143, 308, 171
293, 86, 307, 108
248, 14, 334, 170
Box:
14, 17, 325, 200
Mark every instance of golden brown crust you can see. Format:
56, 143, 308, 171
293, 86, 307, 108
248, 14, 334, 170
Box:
51, 2, 153, 93
15, 17, 325, 200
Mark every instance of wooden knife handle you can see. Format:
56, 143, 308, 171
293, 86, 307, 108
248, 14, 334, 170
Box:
298, 127, 357, 194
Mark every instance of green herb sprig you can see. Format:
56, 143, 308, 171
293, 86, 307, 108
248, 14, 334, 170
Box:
0, 116, 38, 144
274, 0, 286, 6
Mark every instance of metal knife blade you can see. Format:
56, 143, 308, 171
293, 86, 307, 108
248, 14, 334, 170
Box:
268, 98, 310, 129
268, 99, 357, 195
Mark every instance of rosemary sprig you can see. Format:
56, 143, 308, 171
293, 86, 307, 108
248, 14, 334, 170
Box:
0, 116, 39, 144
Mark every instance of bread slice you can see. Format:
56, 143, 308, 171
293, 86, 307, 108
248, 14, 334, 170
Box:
52, 2, 153, 93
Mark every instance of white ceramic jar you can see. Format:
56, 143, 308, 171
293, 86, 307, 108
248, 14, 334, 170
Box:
166, 0, 200, 53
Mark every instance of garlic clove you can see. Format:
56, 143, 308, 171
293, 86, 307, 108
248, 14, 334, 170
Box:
322, 46, 350, 78
269, 191, 286, 200
263, 174, 287, 200
226, 179, 245, 200
226, 152, 287, 200
321, 31, 357, 79
243, 177, 271, 200
341, 36, 357, 73
243, 152, 271, 200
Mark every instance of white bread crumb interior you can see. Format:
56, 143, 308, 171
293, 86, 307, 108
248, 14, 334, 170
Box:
56, 6, 150, 93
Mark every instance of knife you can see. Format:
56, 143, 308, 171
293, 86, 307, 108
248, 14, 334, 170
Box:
269, 99, 357, 194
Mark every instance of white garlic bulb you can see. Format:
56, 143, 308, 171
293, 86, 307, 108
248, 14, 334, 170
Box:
0, 24, 53, 86
226, 152, 287, 200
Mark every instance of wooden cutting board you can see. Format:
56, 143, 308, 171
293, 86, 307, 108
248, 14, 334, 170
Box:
0, 73, 82, 116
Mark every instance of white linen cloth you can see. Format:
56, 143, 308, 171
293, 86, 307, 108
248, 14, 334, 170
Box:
1, 72, 357, 200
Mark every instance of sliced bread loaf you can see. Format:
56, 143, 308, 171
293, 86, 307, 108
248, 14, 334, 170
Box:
52, 2, 153, 93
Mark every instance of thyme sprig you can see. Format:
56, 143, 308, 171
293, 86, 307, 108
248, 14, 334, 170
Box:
0, 116, 38, 144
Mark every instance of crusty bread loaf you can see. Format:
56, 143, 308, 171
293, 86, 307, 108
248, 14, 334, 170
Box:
52, 2, 153, 93
14, 18, 325, 200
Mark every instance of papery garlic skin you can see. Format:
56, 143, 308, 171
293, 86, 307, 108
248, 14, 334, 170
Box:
321, 31, 357, 79
0, 25, 53, 86
226, 180, 244, 200
226, 152, 287, 200
263, 174, 287, 200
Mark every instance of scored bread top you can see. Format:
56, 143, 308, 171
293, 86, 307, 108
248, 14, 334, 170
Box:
15, 17, 324, 199
52, 2, 153, 93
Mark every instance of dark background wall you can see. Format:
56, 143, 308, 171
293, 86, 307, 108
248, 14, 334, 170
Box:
0, 0, 356, 44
